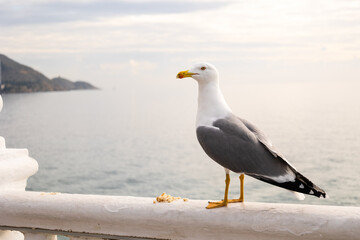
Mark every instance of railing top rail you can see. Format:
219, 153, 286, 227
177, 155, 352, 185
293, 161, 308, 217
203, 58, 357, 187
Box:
1, 191, 360, 240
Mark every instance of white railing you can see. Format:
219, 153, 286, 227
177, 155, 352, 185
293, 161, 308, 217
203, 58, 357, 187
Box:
1, 95, 360, 240
1, 190, 360, 240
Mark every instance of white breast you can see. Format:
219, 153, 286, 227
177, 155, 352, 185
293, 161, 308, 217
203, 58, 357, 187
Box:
196, 81, 232, 127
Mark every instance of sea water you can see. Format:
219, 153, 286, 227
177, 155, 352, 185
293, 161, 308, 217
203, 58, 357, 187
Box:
0, 80, 359, 206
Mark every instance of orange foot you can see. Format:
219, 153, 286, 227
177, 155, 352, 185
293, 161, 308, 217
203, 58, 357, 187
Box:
228, 198, 244, 203
206, 200, 227, 209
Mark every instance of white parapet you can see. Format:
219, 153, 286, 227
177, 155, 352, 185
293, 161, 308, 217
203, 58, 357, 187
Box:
0, 148, 39, 192
0, 191, 359, 240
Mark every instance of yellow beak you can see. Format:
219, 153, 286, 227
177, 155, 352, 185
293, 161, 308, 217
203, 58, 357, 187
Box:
176, 70, 198, 79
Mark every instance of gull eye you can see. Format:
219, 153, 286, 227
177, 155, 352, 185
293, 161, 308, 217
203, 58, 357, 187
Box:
201, 66, 206, 70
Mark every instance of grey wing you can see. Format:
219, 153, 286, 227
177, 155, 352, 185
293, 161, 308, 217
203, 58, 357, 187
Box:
196, 114, 327, 198
196, 115, 294, 179
239, 117, 285, 159
239, 117, 298, 170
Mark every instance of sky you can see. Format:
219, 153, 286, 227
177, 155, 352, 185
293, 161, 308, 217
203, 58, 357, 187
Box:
1, 0, 360, 89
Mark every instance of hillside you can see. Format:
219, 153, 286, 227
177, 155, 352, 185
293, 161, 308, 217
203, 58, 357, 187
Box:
0, 54, 97, 93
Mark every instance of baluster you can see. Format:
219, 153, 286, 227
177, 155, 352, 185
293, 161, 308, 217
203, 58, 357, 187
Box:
0, 230, 24, 240
23, 232, 57, 240
68, 236, 106, 240
0, 94, 39, 192
0, 95, 4, 150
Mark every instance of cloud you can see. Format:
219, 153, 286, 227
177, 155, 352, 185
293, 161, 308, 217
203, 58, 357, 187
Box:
0, 0, 228, 25
1, 0, 359, 87
100, 59, 156, 75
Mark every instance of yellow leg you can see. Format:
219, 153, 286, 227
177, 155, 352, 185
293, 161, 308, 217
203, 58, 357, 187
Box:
206, 173, 230, 209
228, 174, 245, 203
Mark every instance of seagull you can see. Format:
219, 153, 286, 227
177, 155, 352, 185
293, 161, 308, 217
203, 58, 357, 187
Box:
176, 62, 326, 209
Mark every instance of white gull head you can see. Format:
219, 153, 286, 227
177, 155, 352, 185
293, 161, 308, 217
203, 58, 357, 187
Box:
177, 62, 232, 127
190, 62, 219, 84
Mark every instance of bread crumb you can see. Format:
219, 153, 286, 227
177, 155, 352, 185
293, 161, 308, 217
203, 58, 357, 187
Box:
153, 200, 156, 204
155, 193, 189, 203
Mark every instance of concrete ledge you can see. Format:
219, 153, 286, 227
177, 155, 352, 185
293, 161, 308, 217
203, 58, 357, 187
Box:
0, 191, 359, 240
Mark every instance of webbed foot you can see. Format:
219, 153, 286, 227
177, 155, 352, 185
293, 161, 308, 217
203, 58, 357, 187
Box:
206, 200, 228, 209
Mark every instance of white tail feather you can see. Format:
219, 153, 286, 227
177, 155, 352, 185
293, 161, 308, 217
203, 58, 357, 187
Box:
293, 191, 305, 200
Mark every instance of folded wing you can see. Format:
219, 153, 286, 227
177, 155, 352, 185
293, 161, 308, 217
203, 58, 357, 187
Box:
196, 114, 326, 198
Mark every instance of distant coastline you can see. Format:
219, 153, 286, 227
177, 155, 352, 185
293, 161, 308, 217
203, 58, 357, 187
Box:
0, 54, 98, 93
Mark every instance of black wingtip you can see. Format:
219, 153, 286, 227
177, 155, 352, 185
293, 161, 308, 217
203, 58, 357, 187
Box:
294, 172, 326, 198
248, 171, 327, 199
